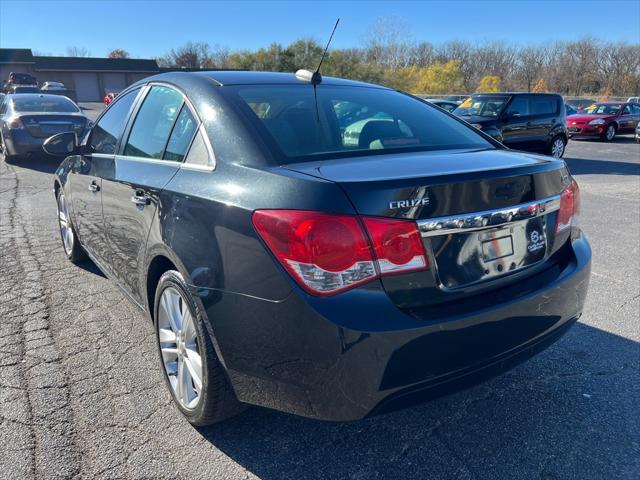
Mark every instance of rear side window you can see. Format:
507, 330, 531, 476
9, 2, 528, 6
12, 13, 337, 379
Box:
164, 105, 197, 162
531, 97, 555, 115
622, 105, 632, 115
124, 86, 183, 159
90, 89, 139, 155
506, 97, 529, 116
184, 129, 214, 168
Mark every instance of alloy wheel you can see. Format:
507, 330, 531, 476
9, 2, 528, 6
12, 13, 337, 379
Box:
551, 138, 565, 158
606, 125, 615, 141
157, 287, 203, 410
57, 192, 74, 255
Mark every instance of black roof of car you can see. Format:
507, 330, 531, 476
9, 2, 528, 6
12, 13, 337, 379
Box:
146, 70, 385, 88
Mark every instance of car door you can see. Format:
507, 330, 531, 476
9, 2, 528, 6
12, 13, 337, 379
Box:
528, 95, 558, 150
501, 96, 532, 149
69, 88, 140, 260
618, 104, 635, 133
100, 84, 198, 306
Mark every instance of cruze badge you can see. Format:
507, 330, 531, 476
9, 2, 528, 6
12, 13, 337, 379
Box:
389, 197, 430, 210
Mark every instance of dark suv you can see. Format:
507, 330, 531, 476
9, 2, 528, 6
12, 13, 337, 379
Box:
454, 93, 568, 158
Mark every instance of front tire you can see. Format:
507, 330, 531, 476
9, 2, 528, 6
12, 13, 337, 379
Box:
154, 270, 243, 426
602, 124, 616, 142
56, 189, 86, 263
547, 135, 566, 158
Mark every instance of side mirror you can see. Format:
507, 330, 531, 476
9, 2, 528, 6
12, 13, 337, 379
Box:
43, 131, 78, 156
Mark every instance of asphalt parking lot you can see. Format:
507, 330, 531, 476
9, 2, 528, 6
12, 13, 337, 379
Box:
0, 112, 638, 479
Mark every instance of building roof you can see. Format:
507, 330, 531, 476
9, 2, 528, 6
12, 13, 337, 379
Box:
33, 55, 159, 72
0, 48, 35, 64
0, 48, 159, 72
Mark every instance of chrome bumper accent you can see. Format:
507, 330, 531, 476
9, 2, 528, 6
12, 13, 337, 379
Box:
418, 195, 561, 238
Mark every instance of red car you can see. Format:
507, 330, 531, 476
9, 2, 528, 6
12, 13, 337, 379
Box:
103, 92, 117, 105
567, 102, 640, 141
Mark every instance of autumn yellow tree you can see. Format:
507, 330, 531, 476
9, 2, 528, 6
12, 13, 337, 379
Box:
532, 78, 549, 92
476, 75, 502, 93
415, 60, 463, 94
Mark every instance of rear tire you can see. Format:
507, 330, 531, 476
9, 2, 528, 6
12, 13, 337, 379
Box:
0, 135, 17, 164
56, 189, 86, 263
154, 270, 244, 426
547, 135, 566, 158
602, 124, 616, 142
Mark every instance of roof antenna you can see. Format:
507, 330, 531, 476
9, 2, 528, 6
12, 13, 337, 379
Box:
296, 18, 340, 85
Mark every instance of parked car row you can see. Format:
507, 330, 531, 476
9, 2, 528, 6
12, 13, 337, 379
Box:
427, 92, 640, 158
2, 71, 68, 94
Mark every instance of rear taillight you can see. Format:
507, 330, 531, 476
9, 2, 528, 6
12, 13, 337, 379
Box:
253, 210, 428, 296
8, 117, 23, 129
556, 179, 580, 233
362, 217, 428, 274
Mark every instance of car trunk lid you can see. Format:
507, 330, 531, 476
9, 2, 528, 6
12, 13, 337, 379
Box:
285, 148, 572, 308
20, 114, 86, 138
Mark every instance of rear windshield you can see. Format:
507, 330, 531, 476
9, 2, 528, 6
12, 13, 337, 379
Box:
11, 95, 79, 113
229, 85, 492, 162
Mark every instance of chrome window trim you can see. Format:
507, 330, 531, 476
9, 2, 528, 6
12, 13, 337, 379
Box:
417, 194, 561, 238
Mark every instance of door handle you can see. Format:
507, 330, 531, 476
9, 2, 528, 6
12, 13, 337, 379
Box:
130, 193, 150, 206
526, 122, 532, 127
88, 182, 100, 193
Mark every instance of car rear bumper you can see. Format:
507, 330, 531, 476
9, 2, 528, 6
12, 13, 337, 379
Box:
2, 130, 47, 156
193, 232, 591, 421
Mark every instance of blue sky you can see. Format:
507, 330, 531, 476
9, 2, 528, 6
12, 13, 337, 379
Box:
1, 0, 639, 58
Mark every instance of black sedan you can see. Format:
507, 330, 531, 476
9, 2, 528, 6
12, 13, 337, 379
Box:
45, 71, 591, 425
1, 93, 89, 162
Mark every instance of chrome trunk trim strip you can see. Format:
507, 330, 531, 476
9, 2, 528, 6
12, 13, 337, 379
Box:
417, 195, 561, 237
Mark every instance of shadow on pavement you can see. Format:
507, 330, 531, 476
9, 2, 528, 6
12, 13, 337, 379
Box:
75, 257, 106, 278
4, 153, 62, 174
569, 136, 638, 145
198, 323, 638, 479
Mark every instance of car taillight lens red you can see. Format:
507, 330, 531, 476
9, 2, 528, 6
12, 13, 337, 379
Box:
252, 210, 428, 295
556, 179, 580, 233
362, 217, 428, 275
8, 117, 23, 129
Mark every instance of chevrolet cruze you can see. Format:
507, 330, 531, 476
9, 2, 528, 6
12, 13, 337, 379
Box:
44, 71, 591, 425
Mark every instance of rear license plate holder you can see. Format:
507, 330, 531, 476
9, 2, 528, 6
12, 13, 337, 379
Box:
429, 216, 548, 289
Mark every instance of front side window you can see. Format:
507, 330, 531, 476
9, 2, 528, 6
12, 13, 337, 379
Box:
89, 89, 139, 155
164, 105, 197, 162
454, 96, 509, 118
231, 85, 492, 162
124, 86, 183, 159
